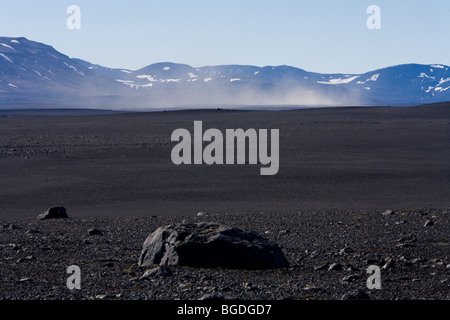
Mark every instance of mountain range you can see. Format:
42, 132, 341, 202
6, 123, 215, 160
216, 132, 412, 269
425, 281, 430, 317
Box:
1, 37, 449, 109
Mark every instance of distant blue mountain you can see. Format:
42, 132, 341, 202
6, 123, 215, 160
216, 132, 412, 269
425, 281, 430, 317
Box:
1, 37, 449, 109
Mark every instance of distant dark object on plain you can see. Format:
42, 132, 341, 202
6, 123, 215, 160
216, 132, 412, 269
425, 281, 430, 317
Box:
88, 228, 103, 236
138, 222, 289, 269
38, 206, 68, 220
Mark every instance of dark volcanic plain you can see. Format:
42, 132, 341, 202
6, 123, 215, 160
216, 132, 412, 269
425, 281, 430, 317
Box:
0, 103, 449, 300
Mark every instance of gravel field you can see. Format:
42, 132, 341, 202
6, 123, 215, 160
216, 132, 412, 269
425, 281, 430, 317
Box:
1, 208, 448, 300
0, 104, 448, 301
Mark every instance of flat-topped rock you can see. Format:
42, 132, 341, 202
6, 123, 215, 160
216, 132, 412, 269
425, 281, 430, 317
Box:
138, 222, 289, 269
37, 207, 68, 220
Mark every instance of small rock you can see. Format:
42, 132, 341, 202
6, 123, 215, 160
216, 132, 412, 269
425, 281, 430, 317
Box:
197, 211, 209, 217
17, 255, 35, 263
309, 249, 324, 258
342, 274, 361, 283
244, 282, 259, 291
38, 206, 68, 220
382, 209, 394, 216
396, 242, 416, 248
423, 220, 434, 227
341, 289, 370, 300
382, 258, 394, 270
9, 244, 20, 251
314, 264, 329, 271
397, 235, 417, 243
302, 285, 324, 292
328, 263, 343, 271
95, 294, 120, 300
339, 247, 354, 255
8, 224, 21, 230
346, 265, 359, 272
140, 266, 173, 279
88, 228, 103, 236
199, 293, 225, 301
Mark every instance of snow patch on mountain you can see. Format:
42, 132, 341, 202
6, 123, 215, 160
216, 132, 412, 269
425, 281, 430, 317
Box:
0, 43, 14, 50
0, 53, 13, 63
418, 73, 435, 79
318, 75, 359, 85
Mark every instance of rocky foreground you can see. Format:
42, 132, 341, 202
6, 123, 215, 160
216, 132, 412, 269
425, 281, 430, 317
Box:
0, 209, 448, 300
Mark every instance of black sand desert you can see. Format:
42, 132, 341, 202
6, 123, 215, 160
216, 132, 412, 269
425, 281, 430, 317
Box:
0, 103, 449, 300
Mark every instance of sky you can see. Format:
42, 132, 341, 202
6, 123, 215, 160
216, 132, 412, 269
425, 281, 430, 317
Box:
0, 0, 449, 74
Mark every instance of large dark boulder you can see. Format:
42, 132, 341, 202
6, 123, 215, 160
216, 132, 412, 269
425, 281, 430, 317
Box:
138, 222, 289, 269
37, 207, 68, 220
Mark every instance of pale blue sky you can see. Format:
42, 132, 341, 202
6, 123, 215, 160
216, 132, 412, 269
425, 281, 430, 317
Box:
1, 0, 449, 73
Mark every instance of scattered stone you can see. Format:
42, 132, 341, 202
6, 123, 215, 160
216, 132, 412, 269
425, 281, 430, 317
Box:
140, 266, 173, 279
346, 265, 359, 272
396, 242, 416, 248
302, 285, 324, 292
397, 235, 417, 243
88, 228, 103, 236
382, 209, 394, 216
197, 211, 209, 217
138, 222, 289, 269
423, 220, 434, 227
95, 294, 121, 300
342, 274, 361, 283
25, 229, 40, 234
38, 206, 68, 220
314, 264, 329, 271
382, 258, 394, 270
17, 255, 35, 263
309, 249, 324, 258
328, 263, 343, 271
339, 247, 354, 255
199, 293, 225, 301
9, 244, 20, 251
341, 289, 370, 300
7, 224, 21, 230
244, 282, 259, 291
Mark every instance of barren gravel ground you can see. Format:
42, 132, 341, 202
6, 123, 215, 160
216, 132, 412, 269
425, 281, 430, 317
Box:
0, 104, 448, 300
1, 208, 448, 300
